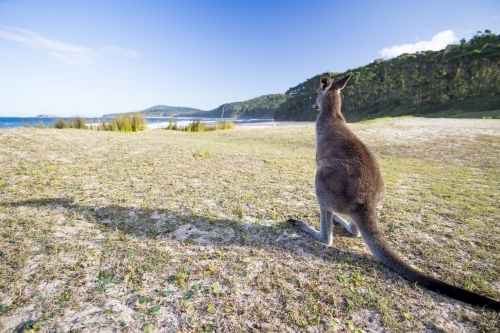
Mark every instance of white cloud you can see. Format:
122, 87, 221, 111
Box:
0, 28, 100, 65
379, 30, 458, 58
0, 27, 139, 66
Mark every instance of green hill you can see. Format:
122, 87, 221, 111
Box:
103, 94, 289, 119
103, 105, 204, 118
200, 94, 289, 119
275, 30, 500, 122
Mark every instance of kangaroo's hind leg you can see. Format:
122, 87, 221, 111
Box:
332, 214, 361, 237
288, 208, 333, 245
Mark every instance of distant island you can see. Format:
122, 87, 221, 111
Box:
36, 115, 57, 118
104, 30, 500, 122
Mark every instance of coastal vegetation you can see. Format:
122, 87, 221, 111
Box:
24, 115, 235, 133
275, 30, 500, 121
52, 114, 148, 132
105, 94, 290, 120
100, 114, 147, 132
0, 119, 498, 332
165, 119, 234, 132
200, 94, 289, 119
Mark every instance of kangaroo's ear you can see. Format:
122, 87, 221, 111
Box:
331, 73, 352, 90
320, 73, 332, 92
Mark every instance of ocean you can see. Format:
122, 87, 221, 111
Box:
0, 117, 274, 129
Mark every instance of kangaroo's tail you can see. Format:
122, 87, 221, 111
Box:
355, 213, 500, 311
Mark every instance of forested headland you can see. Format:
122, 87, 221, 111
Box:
103, 105, 204, 118
104, 31, 500, 122
104, 94, 289, 119
197, 94, 289, 119
275, 30, 500, 121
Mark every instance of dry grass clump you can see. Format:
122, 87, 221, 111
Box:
166, 119, 234, 132
68, 117, 87, 129
54, 119, 67, 129
104, 113, 148, 132
0, 118, 499, 332
54, 113, 147, 132
52, 116, 88, 129
53, 117, 87, 129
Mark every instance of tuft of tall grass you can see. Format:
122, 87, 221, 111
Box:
217, 121, 234, 130
107, 113, 147, 132
53, 113, 147, 132
167, 118, 179, 130
68, 117, 87, 129
97, 119, 108, 131
165, 119, 234, 132
54, 119, 68, 129
131, 113, 148, 132
185, 119, 204, 132
109, 115, 131, 132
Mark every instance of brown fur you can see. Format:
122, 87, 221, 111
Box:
288, 73, 500, 310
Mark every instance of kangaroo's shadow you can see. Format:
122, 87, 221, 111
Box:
7, 197, 398, 281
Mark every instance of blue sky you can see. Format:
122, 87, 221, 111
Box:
1, 0, 499, 117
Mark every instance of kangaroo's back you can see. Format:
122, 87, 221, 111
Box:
314, 75, 383, 212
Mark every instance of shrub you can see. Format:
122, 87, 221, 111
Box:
105, 113, 147, 132
130, 113, 148, 132
185, 119, 204, 132
54, 119, 68, 129
52, 114, 147, 132
98, 120, 108, 131
68, 117, 86, 129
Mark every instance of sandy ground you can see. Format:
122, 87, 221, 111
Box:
384, 117, 500, 129
357, 117, 500, 143
0, 118, 500, 332
237, 117, 500, 132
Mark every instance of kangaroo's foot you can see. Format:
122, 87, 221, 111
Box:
288, 218, 333, 246
333, 215, 361, 237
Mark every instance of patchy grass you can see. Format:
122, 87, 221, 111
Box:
0, 118, 499, 332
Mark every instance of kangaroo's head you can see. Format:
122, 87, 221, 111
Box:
313, 73, 352, 111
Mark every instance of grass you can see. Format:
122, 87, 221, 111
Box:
423, 109, 500, 119
52, 113, 148, 132
0, 118, 499, 332
53, 116, 87, 129
348, 108, 500, 123
166, 119, 235, 132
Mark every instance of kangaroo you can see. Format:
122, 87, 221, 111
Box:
288, 73, 500, 310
